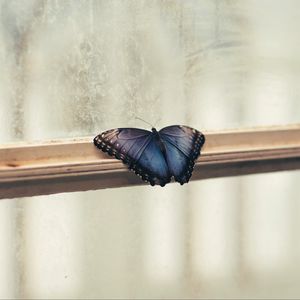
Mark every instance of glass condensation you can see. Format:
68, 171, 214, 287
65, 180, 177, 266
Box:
0, 1, 300, 299
0, 0, 299, 143
1, 171, 300, 298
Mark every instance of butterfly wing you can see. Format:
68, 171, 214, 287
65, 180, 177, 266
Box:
159, 125, 205, 185
94, 128, 171, 186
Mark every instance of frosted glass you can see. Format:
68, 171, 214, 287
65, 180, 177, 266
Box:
1, 171, 300, 298
1, 1, 300, 299
0, 0, 299, 143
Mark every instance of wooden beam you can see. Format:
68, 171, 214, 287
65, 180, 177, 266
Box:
1, 124, 300, 199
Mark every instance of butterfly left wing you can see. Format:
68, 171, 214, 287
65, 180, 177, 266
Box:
159, 125, 205, 185
94, 128, 151, 159
94, 128, 171, 186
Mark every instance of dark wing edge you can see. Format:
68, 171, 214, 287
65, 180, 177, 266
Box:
160, 125, 205, 185
178, 129, 205, 184
93, 128, 171, 187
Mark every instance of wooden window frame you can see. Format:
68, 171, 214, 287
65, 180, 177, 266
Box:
0, 124, 300, 199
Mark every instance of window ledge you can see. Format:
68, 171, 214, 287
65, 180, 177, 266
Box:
1, 124, 300, 199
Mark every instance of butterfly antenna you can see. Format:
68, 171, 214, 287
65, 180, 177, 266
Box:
135, 116, 154, 128
153, 117, 161, 128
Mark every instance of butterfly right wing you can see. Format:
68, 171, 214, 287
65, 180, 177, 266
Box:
159, 125, 205, 184
94, 128, 171, 186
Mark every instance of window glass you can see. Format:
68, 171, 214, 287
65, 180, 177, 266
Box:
0, 1, 299, 143
1, 1, 300, 298
1, 170, 299, 298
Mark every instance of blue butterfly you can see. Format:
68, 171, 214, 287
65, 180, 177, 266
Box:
93, 125, 205, 187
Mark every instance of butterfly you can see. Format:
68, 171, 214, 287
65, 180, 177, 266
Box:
93, 125, 205, 187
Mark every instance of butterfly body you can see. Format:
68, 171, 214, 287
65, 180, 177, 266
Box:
94, 125, 205, 187
151, 128, 168, 158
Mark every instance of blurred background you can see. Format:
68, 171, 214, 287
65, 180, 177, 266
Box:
0, 0, 300, 298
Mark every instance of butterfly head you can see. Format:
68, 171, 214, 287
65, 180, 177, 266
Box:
151, 127, 157, 133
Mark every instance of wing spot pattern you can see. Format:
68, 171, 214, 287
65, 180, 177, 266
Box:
94, 130, 170, 187
173, 128, 205, 185
94, 126, 204, 187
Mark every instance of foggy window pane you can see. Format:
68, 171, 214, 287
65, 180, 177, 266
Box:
0, 1, 299, 298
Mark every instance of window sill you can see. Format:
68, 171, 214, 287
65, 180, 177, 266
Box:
1, 124, 300, 199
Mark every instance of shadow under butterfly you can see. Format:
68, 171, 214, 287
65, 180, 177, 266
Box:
93, 125, 205, 187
